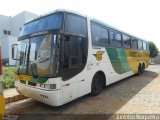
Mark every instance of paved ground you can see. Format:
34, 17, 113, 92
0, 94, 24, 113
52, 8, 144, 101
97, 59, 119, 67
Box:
5, 65, 160, 120
4, 88, 19, 98
4, 88, 27, 104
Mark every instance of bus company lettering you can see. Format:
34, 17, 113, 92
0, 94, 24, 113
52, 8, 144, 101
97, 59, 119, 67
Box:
129, 51, 142, 57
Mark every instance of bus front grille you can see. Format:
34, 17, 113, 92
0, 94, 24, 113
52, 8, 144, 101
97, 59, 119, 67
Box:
20, 80, 26, 84
28, 81, 37, 86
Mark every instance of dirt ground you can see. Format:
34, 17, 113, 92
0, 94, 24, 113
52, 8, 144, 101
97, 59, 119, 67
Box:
5, 64, 160, 120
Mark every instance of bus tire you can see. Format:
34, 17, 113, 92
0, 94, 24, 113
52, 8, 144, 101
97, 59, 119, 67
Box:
91, 74, 103, 96
138, 64, 142, 75
142, 63, 145, 72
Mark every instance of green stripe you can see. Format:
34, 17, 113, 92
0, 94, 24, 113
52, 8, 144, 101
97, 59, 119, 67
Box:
106, 48, 131, 74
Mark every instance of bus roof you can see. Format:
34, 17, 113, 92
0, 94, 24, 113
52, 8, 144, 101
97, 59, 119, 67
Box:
25, 9, 148, 42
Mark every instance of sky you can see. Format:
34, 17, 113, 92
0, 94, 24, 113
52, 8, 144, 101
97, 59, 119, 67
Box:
0, 0, 160, 50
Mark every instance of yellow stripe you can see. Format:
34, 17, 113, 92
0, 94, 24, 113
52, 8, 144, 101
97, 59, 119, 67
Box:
0, 95, 5, 115
15, 74, 32, 81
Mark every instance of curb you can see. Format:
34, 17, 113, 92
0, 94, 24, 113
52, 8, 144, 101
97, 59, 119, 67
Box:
5, 95, 28, 104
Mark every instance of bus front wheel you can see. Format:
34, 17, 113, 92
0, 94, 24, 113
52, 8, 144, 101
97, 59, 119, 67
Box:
91, 74, 103, 96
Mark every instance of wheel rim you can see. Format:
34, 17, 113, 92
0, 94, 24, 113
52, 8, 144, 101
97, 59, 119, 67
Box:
94, 78, 102, 90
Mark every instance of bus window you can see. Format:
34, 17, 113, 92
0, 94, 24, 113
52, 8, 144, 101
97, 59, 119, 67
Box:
78, 37, 88, 71
123, 34, 131, 48
62, 36, 79, 80
116, 32, 122, 47
65, 14, 87, 36
138, 40, 143, 50
143, 41, 147, 50
110, 30, 116, 46
91, 22, 109, 45
101, 28, 109, 44
131, 38, 138, 49
146, 43, 149, 51
62, 35, 88, 80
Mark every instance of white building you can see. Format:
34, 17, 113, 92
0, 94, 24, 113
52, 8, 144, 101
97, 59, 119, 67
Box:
0, 11, 38, 65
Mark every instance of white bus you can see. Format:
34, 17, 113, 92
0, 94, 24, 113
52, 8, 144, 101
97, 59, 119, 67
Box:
12, 10, 149, 106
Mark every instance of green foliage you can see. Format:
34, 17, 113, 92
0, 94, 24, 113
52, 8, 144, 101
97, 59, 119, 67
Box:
2, 67, 15, 89
148, 41, 159, 58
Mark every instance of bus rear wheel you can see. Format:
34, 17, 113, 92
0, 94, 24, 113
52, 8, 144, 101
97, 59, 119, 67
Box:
138, 64, 142, 75
91, 74, 103, 96
142, 63, 145, 73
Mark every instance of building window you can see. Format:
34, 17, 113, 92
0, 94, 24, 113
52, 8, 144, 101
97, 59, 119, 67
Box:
3, 30, 11, 35
8, 31, 11, 35
3, 30, 7, 35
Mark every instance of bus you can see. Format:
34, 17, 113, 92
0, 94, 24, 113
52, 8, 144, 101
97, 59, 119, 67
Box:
12, 9, 149, 106
0, 41, 5, 115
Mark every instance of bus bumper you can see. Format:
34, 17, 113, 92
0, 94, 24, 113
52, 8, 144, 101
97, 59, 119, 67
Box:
15, 81, 62, 106
0, 95, 5, 115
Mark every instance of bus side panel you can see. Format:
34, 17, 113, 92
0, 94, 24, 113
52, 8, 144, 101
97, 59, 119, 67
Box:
125, 49, 150, 73
104, 47, 134, 84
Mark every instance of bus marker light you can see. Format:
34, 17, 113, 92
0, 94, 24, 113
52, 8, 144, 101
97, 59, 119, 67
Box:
63, 83, 70, 87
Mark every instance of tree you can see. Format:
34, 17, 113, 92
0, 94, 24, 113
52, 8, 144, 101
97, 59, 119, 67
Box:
148, 41, 159, 58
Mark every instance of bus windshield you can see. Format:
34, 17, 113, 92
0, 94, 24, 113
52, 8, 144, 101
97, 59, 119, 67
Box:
17, 34, 60, 77
19, 12, 63, 37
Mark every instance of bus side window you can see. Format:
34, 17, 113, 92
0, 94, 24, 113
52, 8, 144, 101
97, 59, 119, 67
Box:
62, 36, 88, 80
143, 41, 147, 50
131, 38, 138, 49
78, 37, 88, 71
116, 32, 122, 47
91, 22, 109, 45
122, 34, 131, 48
62, 36, 79, 80
110, 30, 116, 46
64, 13, 87, 37
147, 43, 149, 51
138, 40, 143, 50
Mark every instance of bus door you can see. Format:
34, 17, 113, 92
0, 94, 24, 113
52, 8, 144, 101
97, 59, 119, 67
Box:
61, 35, 88, 103
61, 35, 79, 103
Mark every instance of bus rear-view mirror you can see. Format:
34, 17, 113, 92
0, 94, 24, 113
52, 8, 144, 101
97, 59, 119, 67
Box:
12, 44, 20, 60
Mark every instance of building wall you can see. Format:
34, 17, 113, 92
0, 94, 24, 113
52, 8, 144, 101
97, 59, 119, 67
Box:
1, 36, 9, 59
11, 11, 38, 37
0, 11, 38, 65
0, 15, 11, 38
10, 12, 25, 37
